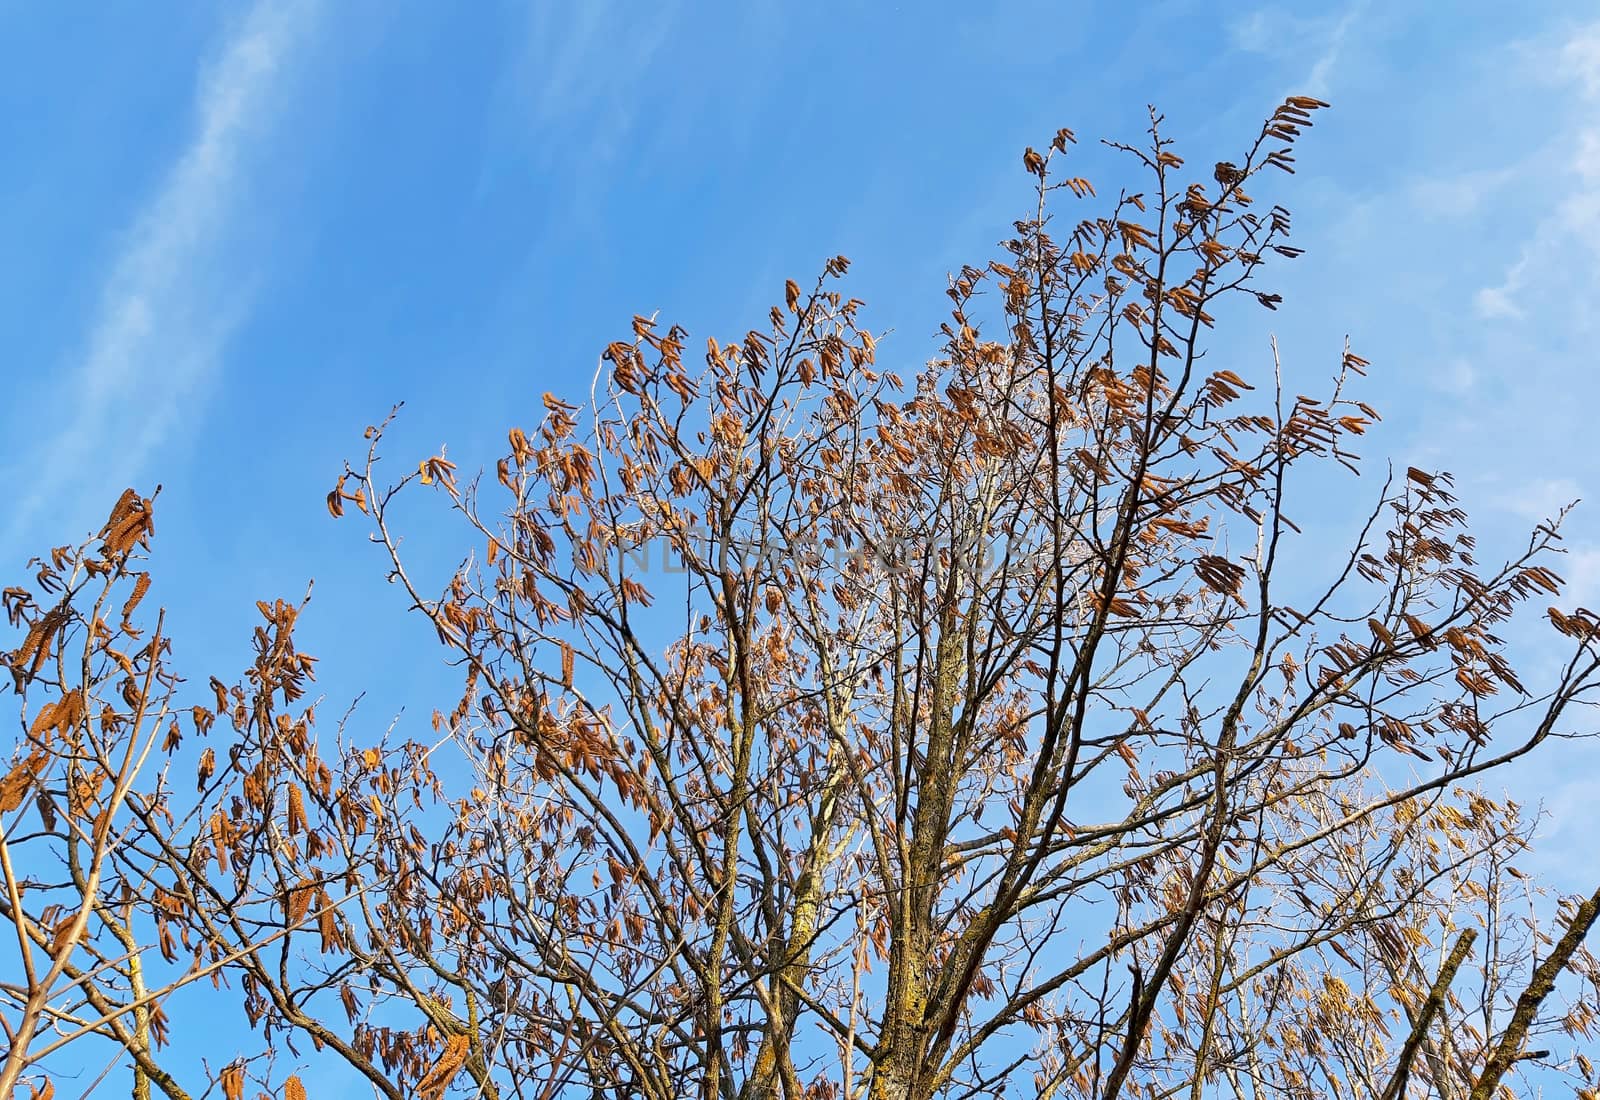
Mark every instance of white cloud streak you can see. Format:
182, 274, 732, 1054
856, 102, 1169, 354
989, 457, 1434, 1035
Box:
1473, 19, 1600, 321
1492, 476, 1584, 525
1558, 22, 1600, 98
1303, 1, 1365, 98
1229, 1, 1369, 99
506, 0, 678, 168
4, 0, 317, 553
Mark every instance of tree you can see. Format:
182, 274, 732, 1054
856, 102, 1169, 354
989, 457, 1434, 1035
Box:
5, 97, 1600, 1100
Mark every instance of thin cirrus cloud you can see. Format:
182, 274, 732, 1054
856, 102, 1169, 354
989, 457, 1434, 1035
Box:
1474, 20, 1600, 321
499, 0, 679, 172
2, 0, 318, 557
1229, 1, 1369, 100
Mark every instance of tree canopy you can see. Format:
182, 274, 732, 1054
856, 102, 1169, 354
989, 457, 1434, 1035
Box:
5, 98, 1600, 1100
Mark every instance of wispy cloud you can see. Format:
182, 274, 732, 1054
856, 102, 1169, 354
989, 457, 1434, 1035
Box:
1410, 163, 1520, 220
3, 0, 317, 554
1303, 2, 1365, 98
1473, 19, 1600, 322
500, 0, 679, 170
1492, 476, 1584, 525
1429, 357, 1478, 396
1229, 1, 1369, 99
1557, 21, 1600, 98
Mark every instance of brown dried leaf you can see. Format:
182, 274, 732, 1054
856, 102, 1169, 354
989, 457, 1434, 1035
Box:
418, 1033, 471, 1100
220, 1062, 245, 1100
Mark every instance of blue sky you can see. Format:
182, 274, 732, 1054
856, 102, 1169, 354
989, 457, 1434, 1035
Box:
2, 0, 1598, 900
